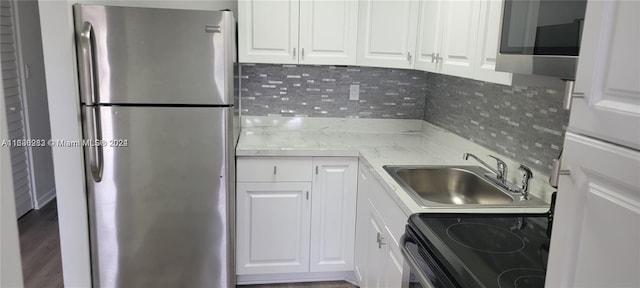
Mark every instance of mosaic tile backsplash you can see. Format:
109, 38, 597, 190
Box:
240, 64, 428, 118
422, 73, 569, 173
240, 63, 569, 173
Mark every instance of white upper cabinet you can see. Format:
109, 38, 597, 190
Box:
414, 0, 443, 73
438, 0, 480, 79
473, 0, 512, 85
299, 0, 359, 65
356, 0, 419, 69
239, 0, 358, 65
238, 0, 299, 64
569, 0, 640, 150
413, 0, 511, 85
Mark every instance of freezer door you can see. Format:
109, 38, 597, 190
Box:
82, 106, 234, 287
74, 5, 235, 105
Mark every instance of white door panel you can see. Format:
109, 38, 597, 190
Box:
357, 0, 419, 69
299, 0, 358, 65
238, 0, 299, 64
474, 0, 512, 85
236, 182, 312, 275
414, 0, 443, 72
309, 157, 358, 272
439, 0, 480, 78
570, 0, 640, 150
546, 132, 640, 287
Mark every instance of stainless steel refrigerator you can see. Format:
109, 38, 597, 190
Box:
73, 4, 238, 287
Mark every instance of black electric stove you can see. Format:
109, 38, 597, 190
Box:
403, 213, 551, 288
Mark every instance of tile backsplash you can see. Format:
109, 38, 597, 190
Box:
240, 64, 427, 119
240, 64, 570, 173
422, 73, 569, 173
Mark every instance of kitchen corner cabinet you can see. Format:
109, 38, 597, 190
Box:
356, 0, 419, 69
354, 162, 407, 288
236, 156, 358, 277
414, 0, 512, 85
238, 0, 358, 65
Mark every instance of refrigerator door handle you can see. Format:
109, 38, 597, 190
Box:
79, 21, 97, 105
84, 106, 103, 182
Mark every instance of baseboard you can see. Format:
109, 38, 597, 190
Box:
35, 187, 56, 209
237, 271, 355, 285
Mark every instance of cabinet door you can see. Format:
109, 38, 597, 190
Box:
354, 164, 372, 284
309, 157, 358, 272
363, 200, 386, 288
238, 0, 299, 64
236, 182, 312, 274
569, 0, 640, 150
299, 0, 358, 65
473, 0, 512, 85
356, 0, 419, 69
414, 0, 443, 72
546, 133, 640, 287
438, 0, 481, 78
380, 234, 405, 288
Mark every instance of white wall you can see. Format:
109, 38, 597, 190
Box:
1, 48, 24, 288
16, 0, 56, 209
38, 1, 238, 286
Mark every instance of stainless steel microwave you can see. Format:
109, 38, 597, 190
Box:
496, 0, 587, 80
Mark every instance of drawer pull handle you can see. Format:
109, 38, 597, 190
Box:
273, 165, 277, 175
306, 191, 309, 200
315, 166, 318, 175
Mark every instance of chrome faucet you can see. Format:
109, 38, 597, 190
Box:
463, 153, 508, 183
463, 153, 521, 193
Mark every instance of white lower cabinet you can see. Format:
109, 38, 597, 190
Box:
310, 158, 358, 272
236, 182, 312, 274
236, 156, 358, 279
355, 162, 407, 288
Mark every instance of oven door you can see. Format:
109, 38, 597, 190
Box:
400, 226, 457, 288
496, 0, 587, 79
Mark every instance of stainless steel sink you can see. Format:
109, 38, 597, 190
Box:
384, 165, 548, 208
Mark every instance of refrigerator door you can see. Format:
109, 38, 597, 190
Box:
74, 5, 235, 105
83, 106, 235, 287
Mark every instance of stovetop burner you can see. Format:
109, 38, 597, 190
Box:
498, 268, 546, 288
408, 213, 551, 288
446, 222, 525, 253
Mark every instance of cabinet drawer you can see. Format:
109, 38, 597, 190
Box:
237, 157, 312, 182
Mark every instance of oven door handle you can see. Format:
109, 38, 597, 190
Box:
400, 234, 434, 288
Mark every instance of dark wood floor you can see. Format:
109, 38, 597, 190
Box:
17, 200, 357, 288
18, 200, 63, 288
240, 281, 357, 288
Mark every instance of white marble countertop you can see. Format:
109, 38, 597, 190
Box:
236, 116, 554, 216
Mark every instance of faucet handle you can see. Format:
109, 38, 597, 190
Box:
518, 164, 533, 199
519, 164, 533, 179
488, 155, 508, 179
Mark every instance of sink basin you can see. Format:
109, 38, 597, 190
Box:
384, 165, 527, 207
392, 167, 513, 205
